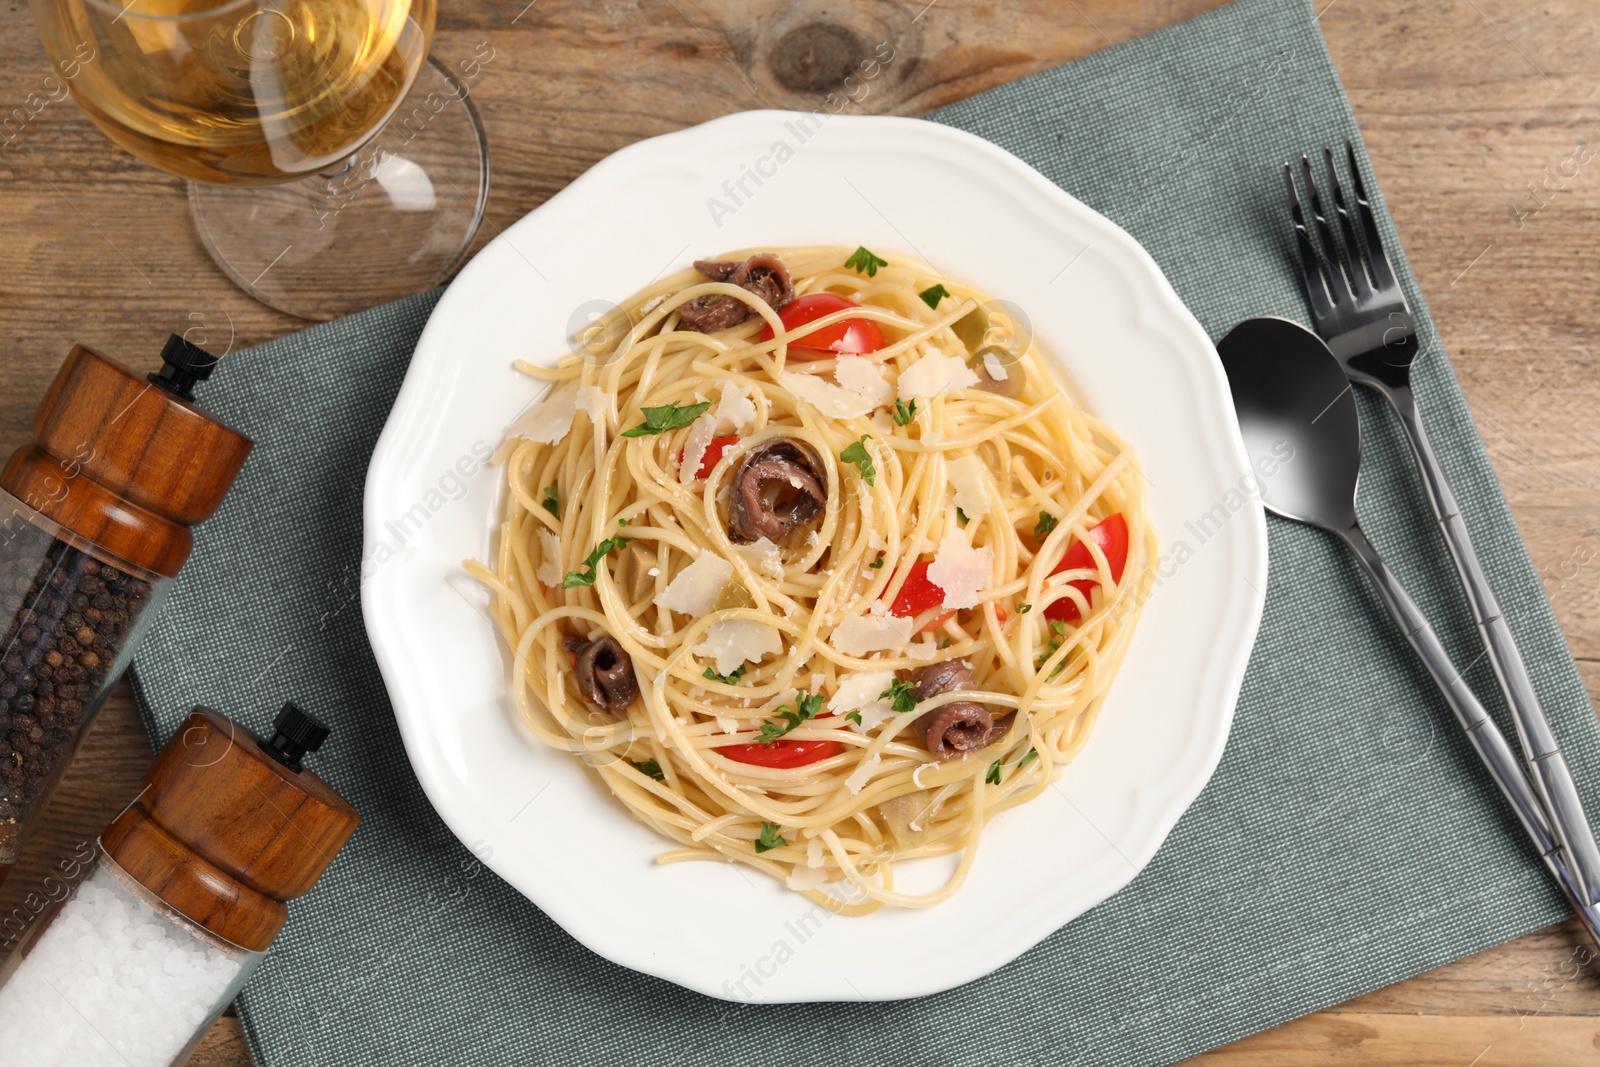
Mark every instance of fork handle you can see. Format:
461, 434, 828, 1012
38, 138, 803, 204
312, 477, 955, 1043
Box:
1384, 382, 1600, 905
1341, 521, 1600, 950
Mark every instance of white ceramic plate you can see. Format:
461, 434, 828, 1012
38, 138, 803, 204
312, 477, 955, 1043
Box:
363, 110, 1266, 1003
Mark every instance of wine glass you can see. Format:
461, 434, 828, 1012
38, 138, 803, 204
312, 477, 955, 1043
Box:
30, 0, 489, 320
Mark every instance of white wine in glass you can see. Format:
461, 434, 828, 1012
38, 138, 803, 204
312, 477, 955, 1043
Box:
31, 0, 488, 318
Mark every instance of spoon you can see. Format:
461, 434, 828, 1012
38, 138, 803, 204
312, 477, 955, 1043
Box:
1216, 316, 1600, 943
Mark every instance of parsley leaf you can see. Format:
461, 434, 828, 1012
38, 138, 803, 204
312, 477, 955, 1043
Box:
840, 435, 876, 486
1018, 747, 1039, 770
879, 678, 917, 713
756, 690, 827, 744
919, 283, 950, 309
868, 553, 885, 569
892, 398, 917, 426
562, 535, 631, 588
957, 507, 970, 526
540, 485, 560, 518
1018, 603, 1032, 614
621, 400, 712, 438
985, 759, 1003, 786
702, 664, 746, 685
1034, 511, 1058, 541
845, 245, 888, 277
844, 710, 863, 726
617, 517, 629, 527
755, 821, 787, 853
1037, 619, 1069, 678
629, 758, 665, 781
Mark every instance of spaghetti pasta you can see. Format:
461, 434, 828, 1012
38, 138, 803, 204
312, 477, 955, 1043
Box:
467, 246, 1155, 914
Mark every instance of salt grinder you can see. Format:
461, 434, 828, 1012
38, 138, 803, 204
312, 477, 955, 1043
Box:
0, 338, 251, 883
0, 704, 360, 1067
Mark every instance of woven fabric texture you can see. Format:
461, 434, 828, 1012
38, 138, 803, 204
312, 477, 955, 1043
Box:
130, 0, 1600, 1063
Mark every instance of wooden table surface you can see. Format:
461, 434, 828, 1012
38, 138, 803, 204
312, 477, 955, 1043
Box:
5, 0, 1600, 1062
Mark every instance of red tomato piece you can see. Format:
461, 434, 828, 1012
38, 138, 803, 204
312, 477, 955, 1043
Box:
885, 559, 955, 633
1044, 514, 1130, 623
717, 739, 843, 768
680, 435, 740, 480
758, 293, 885, 356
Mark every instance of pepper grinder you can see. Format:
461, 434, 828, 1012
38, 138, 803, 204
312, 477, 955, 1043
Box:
0, 703, 359, 1067
0, 338, 252, 883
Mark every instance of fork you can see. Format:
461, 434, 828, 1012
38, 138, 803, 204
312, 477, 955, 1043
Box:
1285, 142, 1600, 905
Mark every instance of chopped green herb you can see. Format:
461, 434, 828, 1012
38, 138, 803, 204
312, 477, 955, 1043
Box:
892, 398, 917, 426
957, 507, 970, 526
702, 663, 747, 685
868, 553, 885, 569
562, 535, 632, 588
1034, 511, 1058, 541
540, 485, 560, 518
919, 283, 950, 309
1018, 747, 1039, 770
985, 759, 1003, 786
845, 245, 888, 277
629, 758, 665, 781
1037, 619, 1069, 677
879, 678, 917, 713
617, 517, 629, 527
1018, 603, 1032, 614
840, 435, 876, 487
844, 710, 863, 726
756, 690, 827, 744
621, 400, 712, 438
755, 821, 787, 853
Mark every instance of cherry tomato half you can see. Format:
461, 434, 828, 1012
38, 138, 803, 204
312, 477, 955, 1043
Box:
885, 559, 955, 633
758, 293, 885, 356
679, 435, 740, 481
1044, 514, 1130, 623
716, 739, 843, 768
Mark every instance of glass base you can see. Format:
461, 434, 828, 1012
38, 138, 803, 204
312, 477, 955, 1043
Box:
188, 56, 490, 321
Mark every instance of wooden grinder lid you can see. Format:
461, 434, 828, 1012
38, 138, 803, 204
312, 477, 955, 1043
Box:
101, 705, 360, 952
0, 338, 252, 578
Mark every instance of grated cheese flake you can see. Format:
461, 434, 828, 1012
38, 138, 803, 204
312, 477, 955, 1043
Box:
787, 865, 828, 891
693, 619, 782, 677
575, 385, 609, 424
844, 753, 882, 796
832, 613, 914, 657
983, 350, 1009, 382
778, 356, 890, 419
679, 413, 718, 484
731, 537, 784, 581
535, 529, 563, 587
508, 379, 581, 444
806, 837, 824, 869
657, 553, 733, 617
947, 454, 993, 520
713, 379, 758, 432
927, 528, 993, 610
897, 352, 979, 401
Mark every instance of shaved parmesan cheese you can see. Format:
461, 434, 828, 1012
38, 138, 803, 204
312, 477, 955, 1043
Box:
907, 637, 938, 662
869, 410, 894, 435
983, 350, 1009, 381
536, 529, 563, 587
640, 294, 666, 315
828, 671, 895, 716
509, 380, 580, 444
897, 353, 979, 401
832, 614, 914, 657
716, 717, 741, 735
693, 619, 781, 677
657, 553, 733, 617
713, 380, 757, 432
679, 413, 717, 484
575, 385, 608, 424
787, 865, 828, 891
806, 837, 824, 869
844, 753, 882, 795
732, 537, 784, 581
948, 454, 993, 520
928, 529, 993, 610
913, 763, 934, 788
778, 356, 890, 419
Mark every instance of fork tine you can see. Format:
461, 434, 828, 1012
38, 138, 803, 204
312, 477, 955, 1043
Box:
1345, 141, 1398, 292
1300, 154, 1353, 303
1284, 163, 1335, 319
1324, 146, 1371, 297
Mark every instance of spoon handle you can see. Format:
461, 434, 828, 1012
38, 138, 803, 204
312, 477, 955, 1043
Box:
1337, 523, 1563, 862
1384, 383, 1600, 906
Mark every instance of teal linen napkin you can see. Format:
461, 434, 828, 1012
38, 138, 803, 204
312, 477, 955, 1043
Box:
130, 0, 1600, 1063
